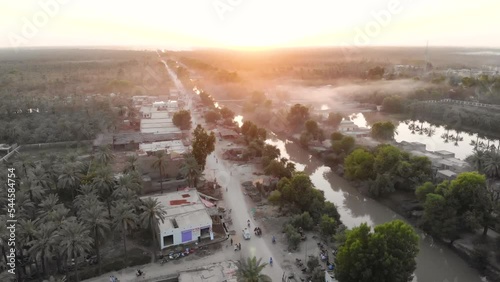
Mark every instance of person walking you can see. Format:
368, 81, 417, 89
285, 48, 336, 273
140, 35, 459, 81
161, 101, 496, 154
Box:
230, 238, 233, 246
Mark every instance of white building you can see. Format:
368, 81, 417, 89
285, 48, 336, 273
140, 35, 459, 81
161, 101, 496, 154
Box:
150, 190, 214, 249
339, 119, 357, 132
138, 140, 187, 158
139, 105, 182, 135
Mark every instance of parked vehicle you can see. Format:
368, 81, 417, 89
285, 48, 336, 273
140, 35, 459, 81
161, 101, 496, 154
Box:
243, 228, 251, 240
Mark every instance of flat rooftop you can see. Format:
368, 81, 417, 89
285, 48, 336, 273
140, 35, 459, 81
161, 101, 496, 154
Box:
147, 190, 212, 231
138, 140, 187, 154
93, 132, 182, 146
438, 169, 457, 177
435, 150, 455, 156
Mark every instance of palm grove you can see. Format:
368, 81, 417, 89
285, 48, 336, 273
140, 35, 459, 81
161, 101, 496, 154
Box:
0, 146, 172, 282
0, 125, 217, 282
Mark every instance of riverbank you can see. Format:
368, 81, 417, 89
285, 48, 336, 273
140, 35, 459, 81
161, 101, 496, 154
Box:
282, 131, 500, 282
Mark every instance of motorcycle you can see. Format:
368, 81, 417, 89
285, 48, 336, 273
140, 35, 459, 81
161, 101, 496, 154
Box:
272, 236, 276, 244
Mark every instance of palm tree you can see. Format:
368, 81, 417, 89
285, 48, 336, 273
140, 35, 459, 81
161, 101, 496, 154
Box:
111, 201, 137, 266
180, 154, 202, 188
58, 220, 93, 282
38, 194, 64, 220
73, 185, 99, 209
29, 223, 57, 277
16, 191, 35, 220
235, 256, 272, 282
123, 154, 139, 173
29, 166, 51, 191
466, 150, 486, 173
79, 200, 110, 275
139, 198, 167, 261
114, 173, 142, 194
91, 166, 115, 216
41, 206, 74, 227
94, 145, 114, 165
58, 165, 82, 200
484, 151, 500, 179
22, 181, 46, 204
16, 153, 36, 177
151, 151, 168, 193
18, 219, 38, 276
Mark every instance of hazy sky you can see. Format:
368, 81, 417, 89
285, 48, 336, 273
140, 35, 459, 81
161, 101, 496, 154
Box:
1, 0, 499, 49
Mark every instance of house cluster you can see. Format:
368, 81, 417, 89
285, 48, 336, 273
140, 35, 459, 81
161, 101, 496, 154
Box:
398, 141, 470, 180
93, 88, 190, 193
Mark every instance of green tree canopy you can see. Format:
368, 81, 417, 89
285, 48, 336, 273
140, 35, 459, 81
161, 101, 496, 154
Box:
344, 149, 375, 180
172, 110, 192, 130
382, 95, 405, 113
335, 220, 419, 282
220, 107, 235, 120
287, 104, 310, 129
371, 121, 396, 140
192, 125, 216, 170
327, 112, 343, 128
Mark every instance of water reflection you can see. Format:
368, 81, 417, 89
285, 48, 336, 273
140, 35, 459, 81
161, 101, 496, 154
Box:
350, 112, 370, 128
348, 112, 498, 159
405, 120, 436, 137
233, 115, 244, 127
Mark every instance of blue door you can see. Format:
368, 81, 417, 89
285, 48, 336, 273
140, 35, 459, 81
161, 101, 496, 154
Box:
181, 230, 192, 242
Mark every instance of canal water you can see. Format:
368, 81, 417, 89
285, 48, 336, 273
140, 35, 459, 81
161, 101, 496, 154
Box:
265, 134, 486, 282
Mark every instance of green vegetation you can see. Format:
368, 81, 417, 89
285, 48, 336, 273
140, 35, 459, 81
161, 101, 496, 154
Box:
331, 132, 356, 157
0, 146, 166, 281
371, 121, 396, 140
287, 104, 310, 130
220, 107, 235, 120
334, 220, 419, 282
199, 91, 216, 107
172, 110, 192, 130
382, 95, 405, 113
192, 125, 216, 170
300, 120, 325, 148
235, 256, 271, 282
180, 153, 202, 188
151, 151, 168, 193
466, 149, 500, 179
326, 112, 343, 128
268, 172, 342, 249
419, 172, 496, 240
0, 50, 170, 144
204, 110, 221, 123
344, 145, 433, 196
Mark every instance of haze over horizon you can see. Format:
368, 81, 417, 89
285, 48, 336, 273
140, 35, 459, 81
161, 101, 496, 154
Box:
1, 0, 500, 50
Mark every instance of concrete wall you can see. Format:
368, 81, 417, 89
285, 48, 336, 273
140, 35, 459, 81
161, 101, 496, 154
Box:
160, 222, 212, 249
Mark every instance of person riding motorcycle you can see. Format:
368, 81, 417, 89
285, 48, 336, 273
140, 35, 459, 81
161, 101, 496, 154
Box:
272, 235, 276, 244
269, 257, 273, 266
